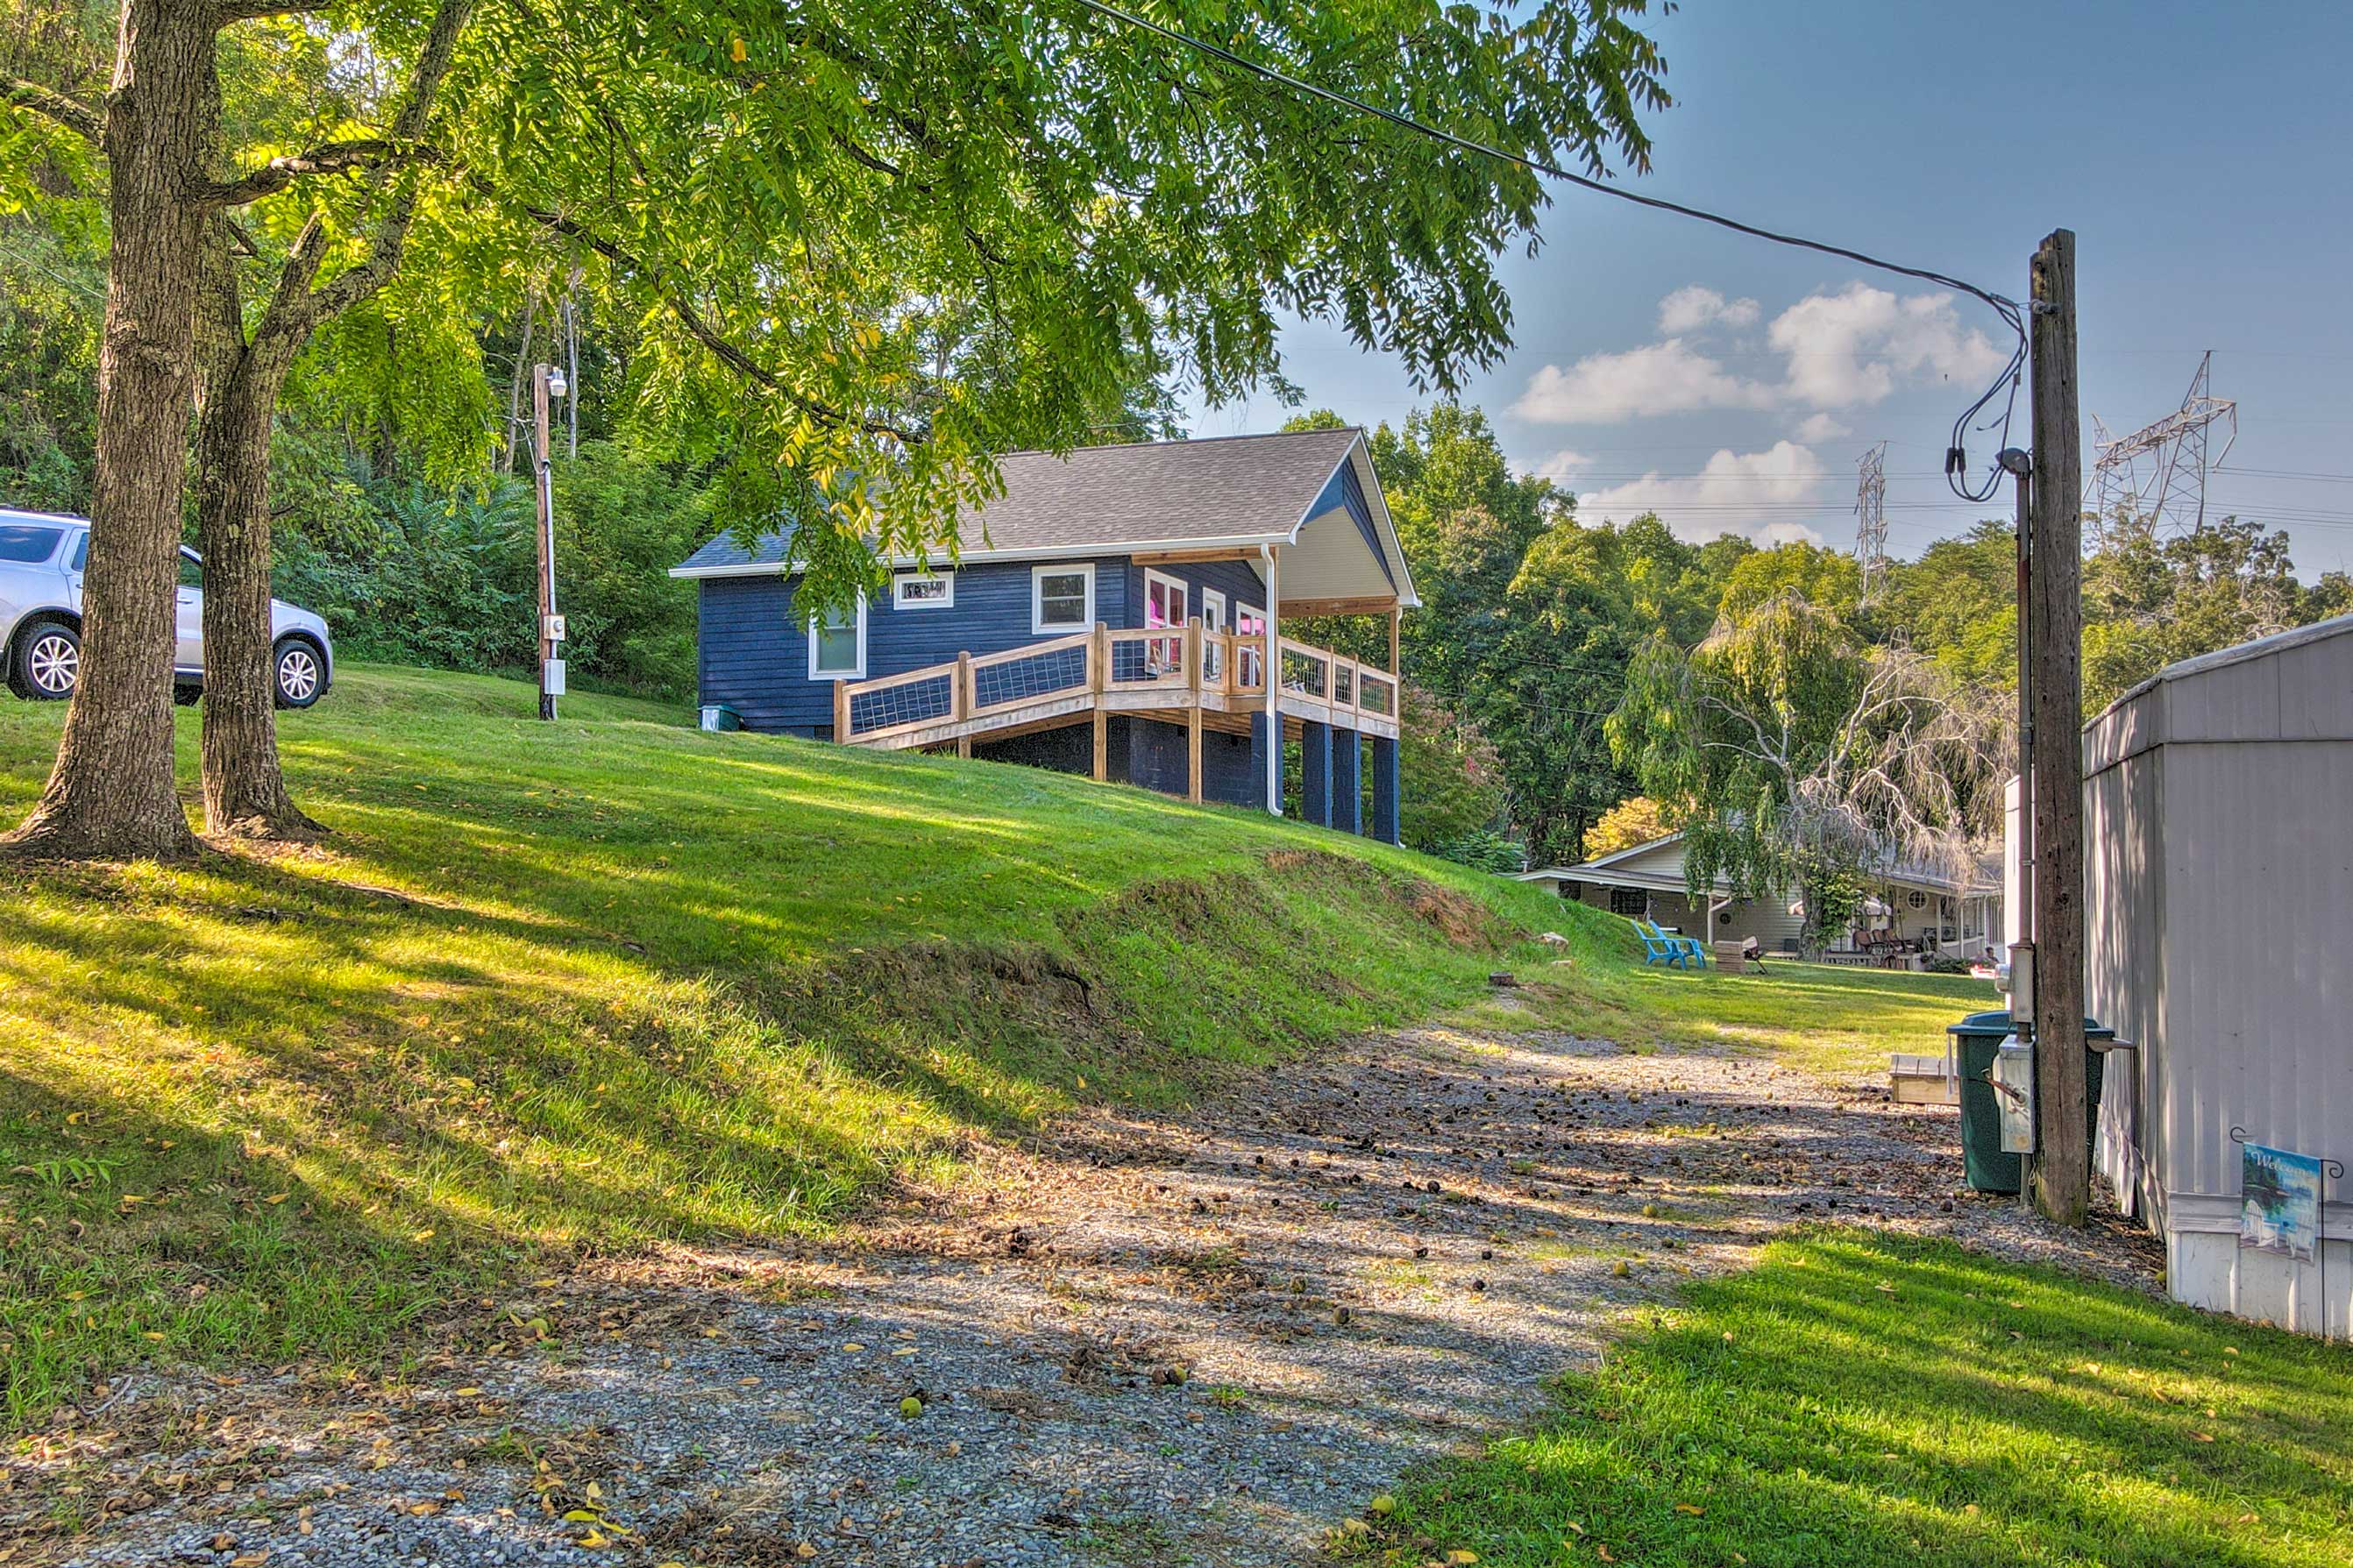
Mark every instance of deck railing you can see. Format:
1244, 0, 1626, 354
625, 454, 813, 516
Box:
834, 619, 1390, 745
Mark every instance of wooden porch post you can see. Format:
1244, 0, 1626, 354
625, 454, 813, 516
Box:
1185, 616, 1204, 804
955, 651, 972, 758
1390, 603, 1403, 725
1091, 620, 1109, 782
834, 678, 849, 742
1264, 547, 1282, 814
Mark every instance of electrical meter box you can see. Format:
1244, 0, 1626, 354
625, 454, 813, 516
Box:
1993, 1033, 2036, 1154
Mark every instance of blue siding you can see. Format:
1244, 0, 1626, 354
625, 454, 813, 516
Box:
1122, 718, 1255, 808
699, 557, 1140, 734
1299, 720, 1334, 827
1304, 461, 1396, 592
1333, 731, 1363, 834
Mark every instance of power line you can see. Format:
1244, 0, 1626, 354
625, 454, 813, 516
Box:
1066, 0, 2029, 501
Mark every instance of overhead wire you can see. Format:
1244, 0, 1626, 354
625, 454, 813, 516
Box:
1066, 0, 2031, 504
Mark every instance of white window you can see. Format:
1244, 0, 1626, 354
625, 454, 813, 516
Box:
1031, 563, 1094, 635
807, 597, 866, 680
1143, 569, 1189, 672
1234, 601, 1267, 688
892, 570, 954, 609
1200, 589, 1227, 682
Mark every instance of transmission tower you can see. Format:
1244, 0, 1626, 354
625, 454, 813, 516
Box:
1853, 441, 1888, 602
2089, 351, 2237, 535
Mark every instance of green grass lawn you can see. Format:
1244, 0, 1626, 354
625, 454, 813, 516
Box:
0, 664, 1588, 1430
1361, 1231, 2353, 1568
1530, 955, 1997, 1080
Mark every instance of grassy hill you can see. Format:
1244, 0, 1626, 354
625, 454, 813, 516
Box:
0, 666, 1998, 1430
0, 665, 1606, 1427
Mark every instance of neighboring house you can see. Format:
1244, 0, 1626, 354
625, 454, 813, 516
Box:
1517, 830, 2003, 960
671, 429, 1417, 840
2072, 612, 2353, 1337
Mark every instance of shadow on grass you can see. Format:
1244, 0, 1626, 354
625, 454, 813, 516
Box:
0, 666, 1569, 1429
1372, 1230, 2353, 1568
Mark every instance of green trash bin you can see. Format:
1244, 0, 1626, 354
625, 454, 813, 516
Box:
1951, 1010, 2115, 1194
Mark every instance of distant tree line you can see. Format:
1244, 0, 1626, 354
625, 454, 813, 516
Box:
1283, 406, 2350, 875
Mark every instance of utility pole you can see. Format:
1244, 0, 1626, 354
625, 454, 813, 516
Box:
532, 361, 568, 720
2025, 230, 2088, 1225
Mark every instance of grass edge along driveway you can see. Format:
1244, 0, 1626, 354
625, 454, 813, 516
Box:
1347, 1230, 2353, 1568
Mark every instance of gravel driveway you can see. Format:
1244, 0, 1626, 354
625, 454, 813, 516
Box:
7, 1005, 2159, 1568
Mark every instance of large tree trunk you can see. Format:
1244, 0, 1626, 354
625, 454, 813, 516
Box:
194, 228, 321, 841
3, 0, 214, 862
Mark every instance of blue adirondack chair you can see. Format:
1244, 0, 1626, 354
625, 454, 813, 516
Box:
1632, 919, 1706, 968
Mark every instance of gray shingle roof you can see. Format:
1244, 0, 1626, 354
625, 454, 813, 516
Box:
675, 428, 1363, 573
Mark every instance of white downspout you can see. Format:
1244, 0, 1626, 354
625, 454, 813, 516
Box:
1262, 543, 1281, 815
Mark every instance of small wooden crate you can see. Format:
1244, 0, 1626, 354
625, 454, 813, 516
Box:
1889, 1051, 1962, 1105
1713, 940, 1760, 973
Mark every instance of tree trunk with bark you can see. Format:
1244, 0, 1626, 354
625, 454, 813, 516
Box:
186, 0, 471, 842
194, 227, 321, 840
3, 0, 215, 862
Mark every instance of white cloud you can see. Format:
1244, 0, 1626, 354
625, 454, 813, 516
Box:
1658, 285, 1759, 335
1573, 441, 1830, 544
1532, 448, 1594, 480
1511, 339, 1774, 425
1767, 283, 2006, 410
1793, 412, 1851, 443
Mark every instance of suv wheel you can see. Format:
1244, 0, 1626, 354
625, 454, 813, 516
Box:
9, 620, 80, 700
274, 637, 324, 708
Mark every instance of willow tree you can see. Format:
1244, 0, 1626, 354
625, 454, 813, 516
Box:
1607, 592, 2003, 946
5, 0, 1671, 859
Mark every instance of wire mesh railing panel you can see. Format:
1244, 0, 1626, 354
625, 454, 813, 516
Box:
1235, 642, 1264, 690
1333, 663, 1354, 706
972, 643, 1089, 711
849, 672, 954, 735
1109, 634, 1186, 685
1281, 648, 1327, 699
1359, 673, 1394, 715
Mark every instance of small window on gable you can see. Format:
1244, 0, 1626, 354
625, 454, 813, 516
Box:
807, 597, 866, 680
1907, 889, 1929, 911
1032, 563, 1094, 635
893, 570, 954, 609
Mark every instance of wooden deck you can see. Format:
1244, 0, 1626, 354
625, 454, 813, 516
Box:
832, 621, 1399, 800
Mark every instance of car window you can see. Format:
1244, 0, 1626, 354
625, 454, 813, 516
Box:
178, 550, 203, 589
70, 532, 88, 572
0, 524, 64, 564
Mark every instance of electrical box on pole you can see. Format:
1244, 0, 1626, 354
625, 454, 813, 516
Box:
2025, 231, 2089, 1226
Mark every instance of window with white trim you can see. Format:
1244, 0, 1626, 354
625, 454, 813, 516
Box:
1233, 602, 1266, 688
1200, 589, 1227, 682
1031, 563, 1094, 634
892, 570, 954, 609
1142, 568, 1189, 672
807, 598, 866, 680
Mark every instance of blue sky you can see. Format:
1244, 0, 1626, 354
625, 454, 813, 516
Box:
1187, 0, 2353, 576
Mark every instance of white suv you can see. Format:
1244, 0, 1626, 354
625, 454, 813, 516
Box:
0, 508, 334, 707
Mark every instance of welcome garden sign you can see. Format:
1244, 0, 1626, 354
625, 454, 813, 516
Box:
2240, 1141, 2324, 1263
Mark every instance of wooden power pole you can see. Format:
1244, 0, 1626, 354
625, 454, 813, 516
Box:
531, 362, 565, 721
2026, 229, 2089, 1225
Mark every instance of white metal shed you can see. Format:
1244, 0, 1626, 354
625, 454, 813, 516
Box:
2081, 612, 2353, 1335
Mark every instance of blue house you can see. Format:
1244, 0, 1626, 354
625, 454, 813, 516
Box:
671, 428, 1417, 841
